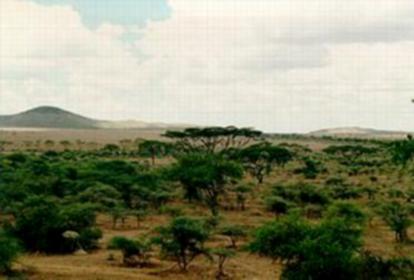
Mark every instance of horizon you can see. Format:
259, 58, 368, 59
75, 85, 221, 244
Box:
2, 0, 414, 133
1, 105, 413, 135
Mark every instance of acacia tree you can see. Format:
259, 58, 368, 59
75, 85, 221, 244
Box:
108, 236, 152, 267
390, 137, 414, 165
379, 201, 412, 243
153, 217, 210, 271
212, 248, 235, 279
138, 140, 173, 165
235, 143, 292, 183
219, 225, 247, 248
164, 126, 262, 153
172, 153, 243, 216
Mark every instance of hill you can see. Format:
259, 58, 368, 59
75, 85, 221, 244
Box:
0, 106, 189, 130
308, 127, 410, 139
0, 106, 99, 129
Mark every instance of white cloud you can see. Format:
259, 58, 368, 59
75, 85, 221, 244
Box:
2, 0, 414, 132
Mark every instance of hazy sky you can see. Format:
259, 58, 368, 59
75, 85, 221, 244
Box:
1, 0, 414, 132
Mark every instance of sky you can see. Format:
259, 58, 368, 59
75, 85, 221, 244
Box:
1, 0, 414, 133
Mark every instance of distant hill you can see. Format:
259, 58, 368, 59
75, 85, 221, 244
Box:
0, 106, 189, 130
0, 106, 99, 129
308, 127, 410, 139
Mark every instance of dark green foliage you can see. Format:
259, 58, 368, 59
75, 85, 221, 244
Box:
250, 214, 363, 280
325, 177, 362, 199
233, 184, 251, 211
78, 227, 102, 251
325, 202, 366, 226
358, 251, 414, 280
11, 195, 100, 253
138, 140, 173, 165
323, 145, 378, 157
0, 229, 21, 274
152, 216, 210, 271
158, 205, 184, 217
390, 138, 414, 164
264, 196, 290, 217
164, 126, 262, 153
296, 184, 330, 206
271, 183, 330, 207
234, 143, 292, 183
171, 153, 243, 215
101, 144, 121, 155
77, 183, 123, 210
219, 225, 247, 248
379, 201, 412, 243
108, 236, 152, 267
249, 213, 312, 261
294, 157, 323, 179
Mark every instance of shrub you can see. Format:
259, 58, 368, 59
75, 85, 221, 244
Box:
0, 230, 21, 274
77, 183, 123, 210
171, 153, 243, 216
158, 205, 184, 217
219, 225, 247, 248
379, 201, 412, 243
296, 184, 330, 206
153, 216, 210, 271
236, 143, 292, 184
212, 248, 235, 279
108, 236, 152, 267
78, 228, 102, 251
233, 184, 251, 211
12, 195, 100, 253
325, 202, 366, 226
358, 251, 414, 280
294, 157, 322, 179
264, 196, 291, 217
250, 214, 363, 280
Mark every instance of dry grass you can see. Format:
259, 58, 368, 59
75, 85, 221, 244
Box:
3, 130, 413, 279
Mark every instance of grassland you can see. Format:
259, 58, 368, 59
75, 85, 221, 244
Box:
1, 128, 413, 279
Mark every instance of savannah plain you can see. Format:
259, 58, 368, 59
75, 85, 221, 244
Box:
1, 127, 414, 280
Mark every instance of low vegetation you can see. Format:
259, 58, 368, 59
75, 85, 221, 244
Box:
1, 126, 414, 279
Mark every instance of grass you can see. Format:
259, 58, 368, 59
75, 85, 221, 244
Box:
2, 130, 414, 279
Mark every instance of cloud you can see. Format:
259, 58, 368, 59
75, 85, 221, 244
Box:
2, 0, 414, 132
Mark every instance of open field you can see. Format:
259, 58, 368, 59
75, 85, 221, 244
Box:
0, 128, 380, 152
0, 128, 165, 149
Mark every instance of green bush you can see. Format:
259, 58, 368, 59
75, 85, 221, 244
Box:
358, 251, 414, 280
325, 202, 366, 226
250, 214, 363, 280
171, 153, 243, 216
264, 196, 291, 217
153, 216, 210, 271
379, 201, 412, 243
108, 236, 152, 267
219, 225, 247, 248
12, 195, 100, 253
0, 230, 21, 274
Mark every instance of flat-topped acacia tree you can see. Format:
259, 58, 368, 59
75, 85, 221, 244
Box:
234, 142, 293, 184
137, 140, 173, 165
164, 126, 263, 153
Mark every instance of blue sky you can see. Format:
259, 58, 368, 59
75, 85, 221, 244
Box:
31, 0, 171, 27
